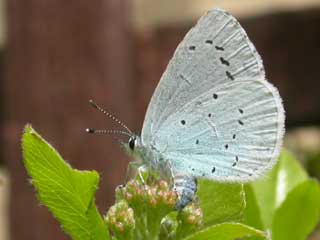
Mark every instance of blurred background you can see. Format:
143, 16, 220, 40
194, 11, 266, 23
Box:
1, 0, 320, 239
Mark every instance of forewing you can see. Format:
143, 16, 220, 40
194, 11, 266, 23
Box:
142, 8, 264, 145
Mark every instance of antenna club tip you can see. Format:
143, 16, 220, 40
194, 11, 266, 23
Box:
88, 99, 98, 109
86, 128, 94, 133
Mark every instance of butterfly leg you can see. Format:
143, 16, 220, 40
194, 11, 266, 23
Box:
158, 158, 175, 187
125, 162, 146, 183
126, 161, 162, 186
173, 173, 198, 210
137, 164, 149, 184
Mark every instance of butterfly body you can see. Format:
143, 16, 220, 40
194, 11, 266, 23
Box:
91, 8, 285, 210
129, 8, 284, 208
123, 135, 169, 178
124, 135, 198, 210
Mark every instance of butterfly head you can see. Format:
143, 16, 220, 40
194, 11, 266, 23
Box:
123, 134, 143, 159
128, 135, 137, 151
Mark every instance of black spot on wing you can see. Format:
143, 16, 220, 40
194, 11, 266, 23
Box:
213, 93, 218, 99
220, 57, 230, 66
215, 46, 224, 51
226, 71, 234, 80
181, 120, 186, 125
232, 156, 239, 167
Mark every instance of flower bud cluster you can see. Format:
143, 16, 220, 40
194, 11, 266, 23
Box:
179, 203, 203, 227
121, 179, 177, 210
174, 203, 203, 239
108, 179, 203, 239
105, 200, 135, 238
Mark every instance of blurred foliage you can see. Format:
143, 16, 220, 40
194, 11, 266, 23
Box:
285, 127, 320, 181
244, 150, 320, 240
306, 151, 320, 180
22, 125, 320, 240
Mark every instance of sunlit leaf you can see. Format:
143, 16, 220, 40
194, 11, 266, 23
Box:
22, 125, 109, 240
183, 222, 266, 240
250, 150, 308, 229
197, 180, 245, 226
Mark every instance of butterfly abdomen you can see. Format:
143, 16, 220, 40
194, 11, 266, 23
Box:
174, 174, 197, 210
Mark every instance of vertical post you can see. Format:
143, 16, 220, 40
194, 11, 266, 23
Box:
5, 1, 131, 239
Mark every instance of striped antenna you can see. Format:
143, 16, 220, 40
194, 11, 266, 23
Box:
86, 128, 131, 137
88, 99, 132, 134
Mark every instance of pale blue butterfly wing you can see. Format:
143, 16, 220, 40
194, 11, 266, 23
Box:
141, 9, 285, 182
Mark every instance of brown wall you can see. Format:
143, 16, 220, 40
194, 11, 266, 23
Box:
5, 1, 132, 239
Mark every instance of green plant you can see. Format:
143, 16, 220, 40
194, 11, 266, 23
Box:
22, 125, 320, 240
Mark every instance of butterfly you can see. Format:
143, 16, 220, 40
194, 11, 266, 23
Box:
87, 8, 285, 210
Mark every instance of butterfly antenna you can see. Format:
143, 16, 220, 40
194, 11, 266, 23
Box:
86, 128, 131, 137
88, 99, 133, 134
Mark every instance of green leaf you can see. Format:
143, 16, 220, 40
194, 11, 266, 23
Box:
183, 223, 266, 240
22, 125, 109, 240
250, 149, 308, 229
243, 184, 263, 230
272, 179, 320, 240
197, 180, 245, 226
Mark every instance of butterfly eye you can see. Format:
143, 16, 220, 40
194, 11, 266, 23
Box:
128, 137, 135, 151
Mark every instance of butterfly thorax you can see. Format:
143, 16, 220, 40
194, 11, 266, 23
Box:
123, 135, 171, 178
124, 135, 198, 210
